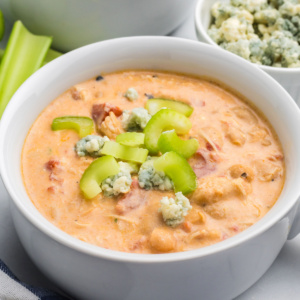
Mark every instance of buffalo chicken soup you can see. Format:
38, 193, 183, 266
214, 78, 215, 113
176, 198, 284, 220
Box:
22, 70, 284, 254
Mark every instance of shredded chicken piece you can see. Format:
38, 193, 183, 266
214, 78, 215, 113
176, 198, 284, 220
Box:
100, 111, 124, 139
108, 214, 137, 224
92, 103, 122, 131
191, 176, 252, 204
189, 149, 217, 178
186, 229, 220, 242
74, 220, 90, 227
45, 159, 64, 184
80, 207, 98, 217
198, 128, 220, 152
115, 179, 145, 214
70, 87, 82, 100
228, 164, 254, 182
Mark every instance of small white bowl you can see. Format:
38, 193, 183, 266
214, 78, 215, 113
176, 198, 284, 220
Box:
194, 0, 300, 105
1, 36, 300, 300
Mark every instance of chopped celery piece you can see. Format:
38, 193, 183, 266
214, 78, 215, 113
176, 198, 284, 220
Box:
144, 109, 192, 155
154, 151, 197, 195
146, 98, 193, 117
51, 116, 93, 137
116, 132, 145, 147
0, 10, 4, 41
158, 130, 199, 159
80, 155, 120, 199
0, 21, 52, 118
101, 140, 148, 163
42, 48, 63, 66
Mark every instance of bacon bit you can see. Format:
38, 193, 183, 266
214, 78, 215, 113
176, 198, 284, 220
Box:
45, 159, 63, 183
206, 141, 221, 151
44, 159, 60, 172
129, 236, 147, 251
47, 186, 57, 193
198, 128, 221, 152
131, 178, 139, 189
206, 142, 213, 151
49, 173, 64, 183
115, 179, 144, 214
192, 100, 205, 107
182, 221, 193, 233
190, 149, 217, 178
268, 153, 284, 161
92, 103, 122, 131
230, 225, 239, 232
222, 233, 229, 240
70, 87, 82, 100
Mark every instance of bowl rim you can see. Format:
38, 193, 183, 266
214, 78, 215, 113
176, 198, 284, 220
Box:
1, 35, 300, 264
194, 0, 300, 74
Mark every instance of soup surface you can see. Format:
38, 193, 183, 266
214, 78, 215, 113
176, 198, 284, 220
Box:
22, 70, 284, 254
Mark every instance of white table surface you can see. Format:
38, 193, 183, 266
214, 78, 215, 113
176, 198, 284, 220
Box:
1, 8, 300, 300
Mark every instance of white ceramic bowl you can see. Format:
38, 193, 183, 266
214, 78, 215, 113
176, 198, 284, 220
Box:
194, 0, 300, 105
1, 36, 300, 300
0, 0, 196, 52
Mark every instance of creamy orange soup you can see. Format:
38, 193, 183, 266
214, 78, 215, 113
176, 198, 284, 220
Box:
22, 70, 284, 254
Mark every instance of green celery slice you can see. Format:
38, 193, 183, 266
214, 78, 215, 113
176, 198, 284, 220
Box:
146, 98, 193, 117
154, 151, 197, 195
143, 109, 192, 155
42, 48, 63, 66
0, 10, 4, 41
51, 116, 94, 137
116, 132, 145, 147
101, 140, 148, 163
80, 155, 120, 199
158, 129, 199, 159
0, 21, 52, 118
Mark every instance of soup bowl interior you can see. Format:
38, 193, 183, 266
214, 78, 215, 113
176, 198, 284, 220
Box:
1, 36, 300, 299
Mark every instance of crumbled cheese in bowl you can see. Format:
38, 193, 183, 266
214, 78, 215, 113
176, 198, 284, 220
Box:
208, 0, 300, 68
159, 192, 192, 227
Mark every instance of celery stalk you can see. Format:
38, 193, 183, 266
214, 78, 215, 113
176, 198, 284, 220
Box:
0, 10, 4, 41
0, 21, 52, 118
154, 151, 197, 195
158, 130, 199, 158
0, 48, 4, 62
80, 155, 120, 199
101, 140, 148, 163
51, 116, 94, 138
116, 132, 145, 147
146, 98, 193, 117
144, 109, 192, 155
42, 48, 63, 66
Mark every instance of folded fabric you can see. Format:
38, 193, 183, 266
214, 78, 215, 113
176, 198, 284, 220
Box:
0, 259, 70, 300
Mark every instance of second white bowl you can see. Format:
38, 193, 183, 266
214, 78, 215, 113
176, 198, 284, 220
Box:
194, 0, 300, 105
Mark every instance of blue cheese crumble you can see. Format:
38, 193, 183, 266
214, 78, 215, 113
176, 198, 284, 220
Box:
124, 88, 139, 101
75, 135, 109, 157
138, 157, 173, 191
122, 107, 151, 131
159, 192, 192, 227
208, 0, 300, 68
101, 162, 138, 197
